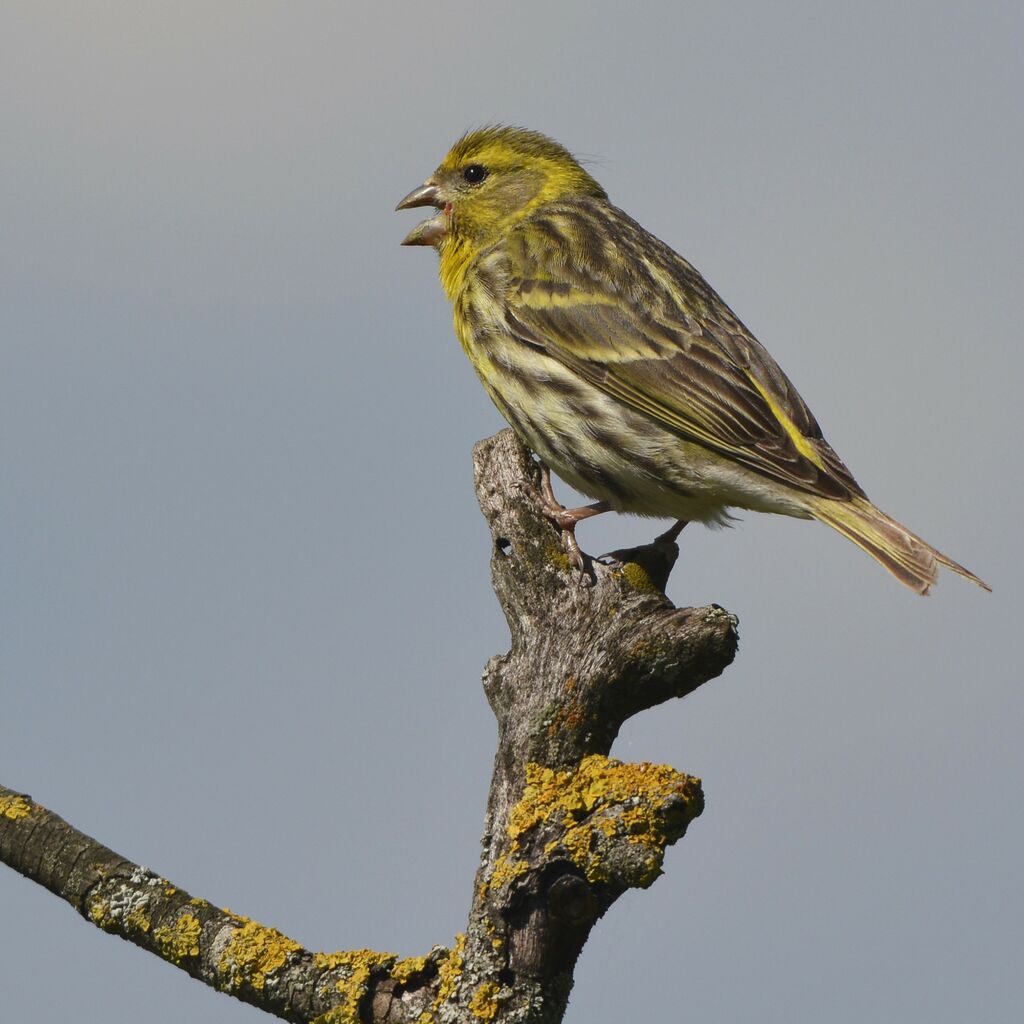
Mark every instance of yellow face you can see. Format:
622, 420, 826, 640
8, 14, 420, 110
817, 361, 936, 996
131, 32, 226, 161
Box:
396, 126, 605, 249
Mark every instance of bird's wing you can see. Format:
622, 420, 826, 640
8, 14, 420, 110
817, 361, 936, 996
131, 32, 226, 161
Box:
501, 204, 864, 501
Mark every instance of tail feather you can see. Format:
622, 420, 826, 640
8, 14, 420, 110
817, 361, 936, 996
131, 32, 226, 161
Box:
810, 497, 990, 595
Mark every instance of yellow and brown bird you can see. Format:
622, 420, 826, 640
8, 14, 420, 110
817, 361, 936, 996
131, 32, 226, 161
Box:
397, 125, 988, 594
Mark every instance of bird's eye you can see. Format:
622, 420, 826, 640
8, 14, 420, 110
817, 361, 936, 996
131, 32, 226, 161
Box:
462, 164, 488, 184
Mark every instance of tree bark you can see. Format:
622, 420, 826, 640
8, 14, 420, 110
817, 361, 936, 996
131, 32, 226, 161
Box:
1, 429, 737, 1023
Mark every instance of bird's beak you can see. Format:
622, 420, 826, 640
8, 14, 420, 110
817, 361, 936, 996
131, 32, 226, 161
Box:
396, 182, 441, 211
396, 180, 448, 247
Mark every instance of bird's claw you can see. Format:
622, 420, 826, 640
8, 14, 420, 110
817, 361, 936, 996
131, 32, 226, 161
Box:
561, 528, 596, 585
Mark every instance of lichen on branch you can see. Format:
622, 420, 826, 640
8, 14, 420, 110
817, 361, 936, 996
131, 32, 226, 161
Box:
0, 430, 737, 1024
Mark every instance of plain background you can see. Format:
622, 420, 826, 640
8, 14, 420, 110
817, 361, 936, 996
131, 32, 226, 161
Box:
2, 3, 1020, 1021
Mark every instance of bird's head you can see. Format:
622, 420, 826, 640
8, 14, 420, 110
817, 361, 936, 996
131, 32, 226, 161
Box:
396, 126, 606, 250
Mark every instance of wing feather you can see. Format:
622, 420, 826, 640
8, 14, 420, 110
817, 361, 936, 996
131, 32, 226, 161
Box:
502, 201, 864, 501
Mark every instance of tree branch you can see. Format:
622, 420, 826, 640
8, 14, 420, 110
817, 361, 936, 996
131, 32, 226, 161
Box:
1, 429, 738, 1022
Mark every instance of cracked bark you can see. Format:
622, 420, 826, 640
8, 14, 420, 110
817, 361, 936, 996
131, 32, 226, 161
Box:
1, 429, 738, 1023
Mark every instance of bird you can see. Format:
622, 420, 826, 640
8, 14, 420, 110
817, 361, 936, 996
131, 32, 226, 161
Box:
396, 125, 988, 595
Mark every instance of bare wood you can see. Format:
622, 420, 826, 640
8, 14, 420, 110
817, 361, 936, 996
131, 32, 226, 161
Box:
1, 429, 737, 1022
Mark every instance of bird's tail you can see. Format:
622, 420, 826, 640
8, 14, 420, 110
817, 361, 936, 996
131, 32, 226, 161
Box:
809, 496, 990, 595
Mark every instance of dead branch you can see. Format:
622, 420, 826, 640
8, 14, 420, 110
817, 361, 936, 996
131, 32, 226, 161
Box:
1, 430, 737, 1023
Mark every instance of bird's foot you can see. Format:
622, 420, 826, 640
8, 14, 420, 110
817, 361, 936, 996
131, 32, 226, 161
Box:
560, 526, 589, 578
536, 464, 610, 582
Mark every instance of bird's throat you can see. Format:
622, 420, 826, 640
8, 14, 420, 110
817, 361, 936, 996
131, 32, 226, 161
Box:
438, 234, 476, 302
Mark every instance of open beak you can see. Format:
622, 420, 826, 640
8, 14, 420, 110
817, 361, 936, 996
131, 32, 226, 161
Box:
395, 182, 441, 211
396, 180, 448, 246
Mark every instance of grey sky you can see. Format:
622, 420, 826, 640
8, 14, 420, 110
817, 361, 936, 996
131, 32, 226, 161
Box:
2, 2, 1020, 1021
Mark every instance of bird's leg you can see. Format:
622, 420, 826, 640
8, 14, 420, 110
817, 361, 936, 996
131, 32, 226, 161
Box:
654, 519, 688, 546
537, 463, 611, 571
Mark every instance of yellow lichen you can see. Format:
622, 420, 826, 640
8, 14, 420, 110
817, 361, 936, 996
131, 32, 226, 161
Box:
544, 540, 572, 572
558, 825, 595, 871
218, 917, 302, 991
433, 934, 466, 1008
87, 898, 113, 929
469, 980, 502, 1022
0, 794, 33, 820
487, 853, 528, 893
492, 755, 700, 887
312, 949, 396, 1024
619, 561, 657, 592
310, 1009, 345, 1024
313, 949, 396, 973
306, 937, 480, 1022
619, 806, 651, 837
87, 890, 151, 933
154, 912, 201, 963
392, 955, 429, 986
124, 904, 152, 934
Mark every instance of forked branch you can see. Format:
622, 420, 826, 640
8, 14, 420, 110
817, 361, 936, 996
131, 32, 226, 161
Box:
1, 430, 737, 1023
